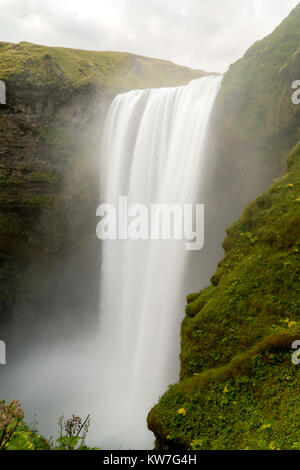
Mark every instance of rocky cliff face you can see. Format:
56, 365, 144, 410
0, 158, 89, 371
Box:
148, 3, 300, 450
212, 2, 300, 223
0, 90, 105, 330
0, 42, 206, 331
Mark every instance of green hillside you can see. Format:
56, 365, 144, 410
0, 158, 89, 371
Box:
148, 143, 300, 450
0, 41, 207, 95
215, 3, 300, 184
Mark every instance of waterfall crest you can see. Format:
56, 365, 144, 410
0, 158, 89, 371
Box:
98, 75, 222, 449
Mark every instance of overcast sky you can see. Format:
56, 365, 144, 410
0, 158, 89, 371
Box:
0, 0, 299, 72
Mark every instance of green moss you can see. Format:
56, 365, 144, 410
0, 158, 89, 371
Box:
0, 171, 61, 186
149, 331, 300, 451
185, 286, 215, 318
38, 126, 75, 148
0, 214, 27, 237
180, 144, 300, 379
148, 142, 300, 449
27, 171, 61, 184
22, 194, 55, 207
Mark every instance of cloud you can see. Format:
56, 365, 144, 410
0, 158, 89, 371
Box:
0, 0, 299, 72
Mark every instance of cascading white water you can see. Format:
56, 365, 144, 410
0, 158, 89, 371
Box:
97, 75, 222, 449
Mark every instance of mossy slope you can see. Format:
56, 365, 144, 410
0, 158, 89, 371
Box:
149, 330, 300, 450
181, 144, 300, 377
0, 41, 207, 102
148, 143, 300, 450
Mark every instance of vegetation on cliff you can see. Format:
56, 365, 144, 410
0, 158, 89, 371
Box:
181, 143, 300, 376
0, 41, 206, 101
148, 142, 300, 450
0, 400, 97, 450
214, 2, 300, 196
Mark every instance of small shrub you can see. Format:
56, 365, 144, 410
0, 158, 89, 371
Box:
0, 399, 24, 450
54, 413, 99, 450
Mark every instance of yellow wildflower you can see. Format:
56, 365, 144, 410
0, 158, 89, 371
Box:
283, 318, 296, 328
261, 423, 272, 430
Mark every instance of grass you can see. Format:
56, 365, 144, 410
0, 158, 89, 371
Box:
148, 330, 300, 450
0, 41, 208, 94
179, 143, 300, 379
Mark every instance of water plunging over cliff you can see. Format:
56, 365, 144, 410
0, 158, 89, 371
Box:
97, 75, 222, 449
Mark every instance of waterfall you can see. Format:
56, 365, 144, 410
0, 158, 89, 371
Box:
97, 75, 222, 449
